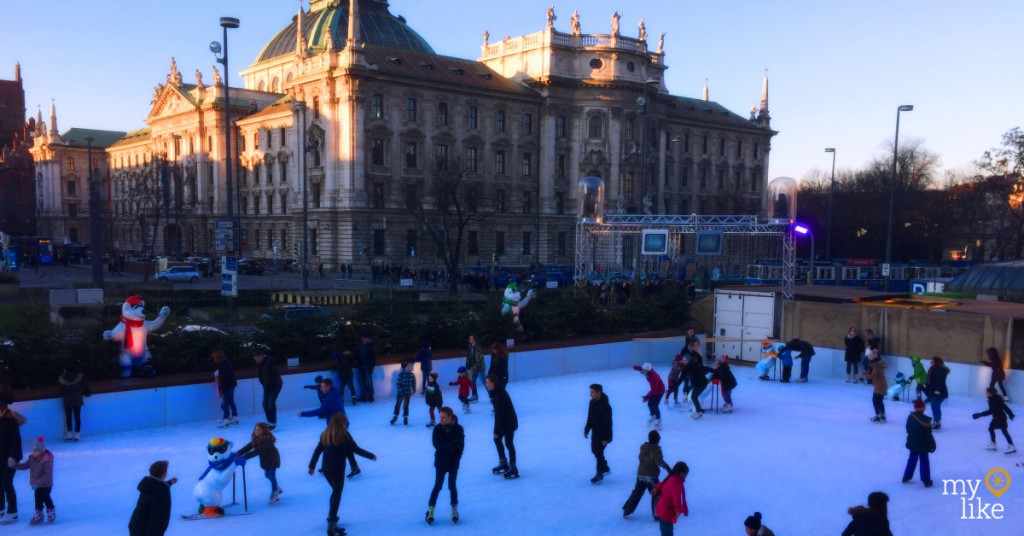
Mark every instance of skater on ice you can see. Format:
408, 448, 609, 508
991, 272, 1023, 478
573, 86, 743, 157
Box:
9, 436, 54, 524
236, 423, 283, 505
487, 374, 519, 479
128, 460, 176, 536
707, 356, 737, 413
841, 491, 891, 536
865, 350, 888, 422
909, 355, 928, 397
653, 462, 689, 535
664, 355, 685, 408
743, 511, 776, 536
781, 338, 815, 382
681, 354, 709, 418
57, 364, 90, 441
972, 387, 1016, 454
308, 413, 376, 536
465, 334, 486, 401
980, 347, 1010, 401
102, 295, 170, 377
425, 407, 464, 525
583, 383, 613, 483
0, 401, 23, 524
632, 363, 665, 428
902, 399, 936, 487
449, 367, 473, 414
843, 327, 865, 383
926, 357, 950, 430
212, 351, 238, 428
253, 349, 282, 430
390, 361, 416, 426
424, 372, 443, 427
621, 430, 670, 519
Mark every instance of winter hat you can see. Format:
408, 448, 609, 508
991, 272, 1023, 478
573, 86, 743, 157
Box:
314, 375, 324, 384
913, 399, 926, 412
125, 295, 144, 307
457, 366, 467, 373
207, 437, 230, 455
32, 436, 46, 452
648, 430, 661, 444
641, 363, 653, 372
744, 512, 763, 529
715, 354, 728, 363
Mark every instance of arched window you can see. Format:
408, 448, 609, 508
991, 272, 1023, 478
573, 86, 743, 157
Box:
271, 77, 280, 93
258, 80, 266, 91
312, 96, 320, 120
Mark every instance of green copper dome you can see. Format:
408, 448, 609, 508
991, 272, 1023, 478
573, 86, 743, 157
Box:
255, 0, 435, 64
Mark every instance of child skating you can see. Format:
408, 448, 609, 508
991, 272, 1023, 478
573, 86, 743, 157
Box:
632, 363, 665, 429
9, 437, 54, 524
391, 361, 416, 425
236, 422, 283, 504
450, 367, 473, 414
972, 387, 1016, 454
425, 372, 443, 427
665, 355, 684, 408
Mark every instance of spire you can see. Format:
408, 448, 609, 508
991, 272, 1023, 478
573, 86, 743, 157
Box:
760, 68, 769, 112
347, 0, 360, 48
296, 0, 308, 58
36, 106, 43, 136
14, 61, 20, 82
49, 99, 58, 137
702, 78, 708, 102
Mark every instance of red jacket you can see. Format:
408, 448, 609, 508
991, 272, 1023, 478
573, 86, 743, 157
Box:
633, 366, 666, 399
654, 473, 688, 523
449, 376, 472, 398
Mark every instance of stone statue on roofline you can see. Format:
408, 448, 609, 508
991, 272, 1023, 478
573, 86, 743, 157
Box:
658, 32, 665, 53
611, 11, 620, 35
547, 5, 556, 28
195, 69, 204, 89
212, 66, 222, 86
570, 10, 581, 35
638, 18, 648, 41
483, 30, 490, 46
168, 57, 182, 85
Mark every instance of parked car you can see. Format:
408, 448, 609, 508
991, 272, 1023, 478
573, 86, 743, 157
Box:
156, 265, 200, 283
237, 258, 265, 275
261, 305, 334, 322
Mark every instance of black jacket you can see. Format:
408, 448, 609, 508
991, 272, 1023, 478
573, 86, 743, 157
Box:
216, 359, 237, 390
976, 395, 1016, 427
927, 365, 950, 399
584, 392, 613, 442
128, 476, 172, 536
684, 358, 708, 391
841, 506, 892, 536
905, 412, 936, 453
707, 362, 738, 392
58, 371, 91, 407
355, 342, 376, 368
237, 437, 281, 470
309, 436, 375, 474
432, 418, 465, 470
335, 351, 355, 378
488, 351, 509, 382
425, 380, 444, 407
844, 335, 865, 363
784, 339, 817, 359
256, 357, 283, 390
0, 412, 23, 463
491, 385, 519, 435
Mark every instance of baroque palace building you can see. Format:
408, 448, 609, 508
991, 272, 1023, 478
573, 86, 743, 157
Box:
35, 0, 775, 272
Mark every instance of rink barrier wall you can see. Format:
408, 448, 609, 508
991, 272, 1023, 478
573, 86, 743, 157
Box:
15, 337, 682, 441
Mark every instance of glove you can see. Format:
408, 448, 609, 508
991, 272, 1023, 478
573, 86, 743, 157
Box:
234, 455, 247, 467
641, 396, 649, 403
972, 413, 981, 420
5, 458, 12, 468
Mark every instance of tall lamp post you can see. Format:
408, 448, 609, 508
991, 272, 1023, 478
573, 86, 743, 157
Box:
633, 78, 659, 289
884, 104, 913, 291
824, 147, 836, 261
293, 100, 310, 290
211, 16, 239, 253
87, 136, 104, 289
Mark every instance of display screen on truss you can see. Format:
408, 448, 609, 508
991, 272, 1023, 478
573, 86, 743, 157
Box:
641, 230, 669, 255
695, 231, 723, 256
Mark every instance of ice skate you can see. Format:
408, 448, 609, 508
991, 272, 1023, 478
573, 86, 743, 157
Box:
590, 471, 604, 483
721, 404, 733, 413
462, 404, 471, 414
72, 431, 79, 441
452, 505, 459, 524
270, 490, 280, 504
646, 416, 654, 427
1007, 445, 1017, 455
986, 442, 998, 451
229, 416, 240, 425
217, 418, 231, 428
29, 510, 42, 525
692, 411, 704, 420
63, 431, 72, 441
492, 460, 509, 474
346, 467, 361, 479
1004, 395, 1012, 402
469, 394, 479, 403
390, 415, 398, 425
426, 420, 436, 428
504, 464, 520, 479
404, 416, 409, 425
46, 508, 55, 523
758, 375, 769, 381
932, 422, 941, 430
0, 513, 17, 525
796, 378, 807, 383
426, 506, 435, 525
870, 415, 884, 423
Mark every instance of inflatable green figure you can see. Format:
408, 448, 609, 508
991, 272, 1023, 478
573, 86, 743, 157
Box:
910, 355, 928, 396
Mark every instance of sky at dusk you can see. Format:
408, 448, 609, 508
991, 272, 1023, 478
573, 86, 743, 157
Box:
2, 0, 1020, 183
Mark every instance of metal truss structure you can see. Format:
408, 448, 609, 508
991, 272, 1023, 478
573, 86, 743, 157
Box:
574, 214, 796, 299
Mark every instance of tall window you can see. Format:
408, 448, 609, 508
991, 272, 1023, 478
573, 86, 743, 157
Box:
372, 94, 384, 118
281, 193, 288, 213
66, 157, 75, 172
281, 229, 287, 253
625, 120, 635, 141
66, 181, 76, 195
434, 144, 448, 169
437, 102, 448, 125
467, 106, 478, 129
557, 231, 567, 256
313, 96, 320, 120
555, 192, 565, 214
371, 138, 385, 166
373, 183, 385, 208
495, 231, 505, 255
496, 110, 506, 132
735, 170, 742, 190
684, 133, 690, 153
719, 138, 726, 156
588, 116, 602, 139
279, 128, 286, 147
521, 153, 532, 176
405, 184, 418, 210
266, 161, 274, 184
466, 147, 478, 172
717, 168, 725, 189
406, 230, 417, 256
467, 231, 478, 255
255, 229, 261, 250
405, 142, 418, 169
497, 189, 507, 213
624, 173, 634, 203
494, 150, 506, 175
681, 165, 688, 187
556, 116, 566, 138
266, 130, 272, 150
702, 136, 708, 154
254, 195, 261, 215
736, 140, 743, 158
373, 229, 386, 255
557, 154, 567, 178
310, 228, 318, 255
266, 193, 274, 215
280, 160, 287, 183
68, 203, 78, 218
522, 191, 532, 214
522, 231, 531, 255
754, 143, 760, 159
700, 166, 708, 189
405, 98, 417, 122
522, 113, 532, 135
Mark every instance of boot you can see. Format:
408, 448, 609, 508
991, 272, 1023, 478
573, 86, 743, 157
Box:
986, 442, 998, 451
590, 471, 604, 483
492, 459, 509, 474
504, 463, 520, 479
846, 375, 852, 383
347, 467, 361, 479
63, 431, 73, 441
270, 489, 280, 504
229, 416, 240, 425
870, 415, 884, 423
46, 508, 55, 523
404, 416, 409, 426
390, 415, 398, 425
217, 418, 231, 428
0, 513, 17, 525
469, 394, 479, 402
72, 431, 80, 441
722, 403, 733, 413
1007, 444, 1017, 455
463, 404, 471, 414
29, 510, 42, 525
452, 504, 459, 524
425, 506, 435, 525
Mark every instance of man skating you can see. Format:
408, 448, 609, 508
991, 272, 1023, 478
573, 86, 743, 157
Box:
584, 384, 613, 483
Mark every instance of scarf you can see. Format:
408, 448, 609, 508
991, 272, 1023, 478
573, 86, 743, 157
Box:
120, 316, 145, 349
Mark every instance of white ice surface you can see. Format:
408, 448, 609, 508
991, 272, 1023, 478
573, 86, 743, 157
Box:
5, 365, 1022, 535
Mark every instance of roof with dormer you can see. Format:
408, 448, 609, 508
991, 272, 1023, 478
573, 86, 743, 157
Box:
59, 128, 128, 149
255, 0, 434, 64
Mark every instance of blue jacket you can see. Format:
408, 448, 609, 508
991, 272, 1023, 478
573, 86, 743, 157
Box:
300, 387, 345, 419
396, 370, 416, 397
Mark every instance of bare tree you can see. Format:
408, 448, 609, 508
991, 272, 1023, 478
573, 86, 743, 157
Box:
409, 157, 493, 293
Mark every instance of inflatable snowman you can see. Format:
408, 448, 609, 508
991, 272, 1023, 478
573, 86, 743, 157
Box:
501, 281, 535, 331
194, 437, 246, 517
755, 340, 781, 380
102, 294, 170, 377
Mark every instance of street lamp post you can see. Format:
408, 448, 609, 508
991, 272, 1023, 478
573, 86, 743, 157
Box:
293, 100, 309, 290
824, 147, 836, 261
87, 136, 104, 289
633, 78, 659, 289
212, 16, 239, 253
884, 104, 913, 291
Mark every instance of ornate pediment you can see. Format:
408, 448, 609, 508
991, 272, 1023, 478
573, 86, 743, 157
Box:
147, 85, 198, 122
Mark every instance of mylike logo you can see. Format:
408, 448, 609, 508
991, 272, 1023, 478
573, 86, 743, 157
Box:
942, 468, 1011, 520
